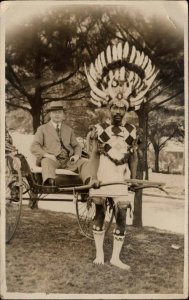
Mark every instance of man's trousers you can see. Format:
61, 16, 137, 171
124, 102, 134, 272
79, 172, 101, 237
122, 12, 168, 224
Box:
41, 157, 91, 184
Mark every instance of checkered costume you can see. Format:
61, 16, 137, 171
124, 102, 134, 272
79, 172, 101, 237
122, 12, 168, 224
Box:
95, 122, 136, 162
90, 122, 136, 198
85, 42, 158, 268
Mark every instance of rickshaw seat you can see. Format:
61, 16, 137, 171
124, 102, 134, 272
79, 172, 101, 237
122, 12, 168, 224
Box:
10, 132, 80, 177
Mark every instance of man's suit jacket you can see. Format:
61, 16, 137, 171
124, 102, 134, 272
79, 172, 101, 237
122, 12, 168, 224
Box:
30, 121, 82, 164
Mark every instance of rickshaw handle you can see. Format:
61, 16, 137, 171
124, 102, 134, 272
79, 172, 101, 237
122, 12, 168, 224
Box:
58, 179, 166, 193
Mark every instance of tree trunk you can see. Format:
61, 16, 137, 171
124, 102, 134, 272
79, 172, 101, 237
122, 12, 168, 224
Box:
133, 189, 143, 227
133, 106, 146, 227
31, 88, 43, 133
32, 110, 41, 133
145, 114, 149, 180
154, 147, 160, 173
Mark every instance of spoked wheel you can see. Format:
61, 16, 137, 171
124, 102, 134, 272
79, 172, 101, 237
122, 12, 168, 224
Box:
6, 155, 23, 243
22, 179, 38, 209
76, 195, 114, 240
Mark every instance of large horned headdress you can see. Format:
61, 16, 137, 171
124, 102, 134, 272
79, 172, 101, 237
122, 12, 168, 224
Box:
84, 42, 158, 110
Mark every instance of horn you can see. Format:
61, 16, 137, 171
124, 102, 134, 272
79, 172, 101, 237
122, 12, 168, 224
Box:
108, 78, 116, 99
138, 51, 145, 67
127, 70, 135, 82
129, 96, 144, 106
144, 59, 152, 77
146, 65, 156, 80
123, 80, 133, 99
145, 70, 159, 86
135, 76, 142, 89
134, 50, 141, 65
100, 51, 106, 68
136, 82, 145, 94
112, 44, 118, 61
108, 70, 114, 81
129, 45, 136, 63
90, 98, 102, 107
134, 104, 141, 110
91, 90, 104, 102
141, 55, 149, 70
117, 42, 123, 60
89, 63, 98, 82
85, 65, 106, 99
133, 73, 138, 87
120, 66, 125, 81
100, 82, 106, 92
97, 55, 103, 74
106, 45, 112, 64
123, 41, 129, 59
95, 58, 100, 74
131, 70, 158, 102
114, 69, 120, 81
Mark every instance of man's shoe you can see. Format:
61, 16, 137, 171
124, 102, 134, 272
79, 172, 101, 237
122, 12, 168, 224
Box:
44, 178, 55, 186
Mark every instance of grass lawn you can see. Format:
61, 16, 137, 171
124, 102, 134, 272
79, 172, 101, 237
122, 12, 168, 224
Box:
5, 205, 185, 295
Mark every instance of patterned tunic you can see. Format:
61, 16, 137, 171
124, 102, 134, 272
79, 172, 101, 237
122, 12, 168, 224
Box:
95, 122, 136, 162
90, 122, 136, 198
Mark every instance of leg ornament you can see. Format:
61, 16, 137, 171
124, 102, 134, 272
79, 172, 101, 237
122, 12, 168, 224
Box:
110, 234, 130, 270
110, 201, 131, 270
92, 202, 105, 265
93, 230, 105, 265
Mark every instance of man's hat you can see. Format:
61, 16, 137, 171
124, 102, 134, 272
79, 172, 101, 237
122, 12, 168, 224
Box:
46, 101, 65, 113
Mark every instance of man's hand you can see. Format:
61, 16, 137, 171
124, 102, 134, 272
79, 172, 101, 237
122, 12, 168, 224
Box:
88, 127, 98, 140
90, 178, 100, 189
70, 154, 80, 164
43, 153, 57, 162
129, 183, 139, 192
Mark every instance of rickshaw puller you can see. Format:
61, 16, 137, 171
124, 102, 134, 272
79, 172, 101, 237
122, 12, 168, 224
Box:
89, 100, 138, 270
85, 42, 157, 269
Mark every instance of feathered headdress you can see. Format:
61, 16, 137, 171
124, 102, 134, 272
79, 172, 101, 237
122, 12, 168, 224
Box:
84, 42, 158, 110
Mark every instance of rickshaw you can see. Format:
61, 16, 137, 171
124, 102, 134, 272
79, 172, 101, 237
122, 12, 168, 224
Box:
5, 131, 166, 244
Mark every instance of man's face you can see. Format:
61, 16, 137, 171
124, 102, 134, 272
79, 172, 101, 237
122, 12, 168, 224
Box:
50, 110, 65, 123
110, 104, 126, 125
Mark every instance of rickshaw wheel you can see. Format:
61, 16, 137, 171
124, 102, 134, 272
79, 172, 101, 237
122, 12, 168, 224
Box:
22, 179, 38, 209
75, 195, 114, 240
6, 155, 23, 244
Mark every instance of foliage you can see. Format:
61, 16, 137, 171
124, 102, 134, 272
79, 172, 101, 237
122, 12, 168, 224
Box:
5, 3, 185, 227
6, 4, 184, 134
148, 106, 184, 172
5, 6, 116, 132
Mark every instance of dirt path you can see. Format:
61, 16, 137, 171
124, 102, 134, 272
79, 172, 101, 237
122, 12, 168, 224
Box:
5, 206, 184, 295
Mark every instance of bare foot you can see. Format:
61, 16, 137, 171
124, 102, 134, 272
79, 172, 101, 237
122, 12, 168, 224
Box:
93, 253, 104, 265
110, 259, 130, 270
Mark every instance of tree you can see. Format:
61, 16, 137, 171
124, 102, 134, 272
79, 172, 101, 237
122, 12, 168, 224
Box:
148, 107, 184, 172
5, 6, 117, 133
5, 4, 185, 226
104, 7, 184, 226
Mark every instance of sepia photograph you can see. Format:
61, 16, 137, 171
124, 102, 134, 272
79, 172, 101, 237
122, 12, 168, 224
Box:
0, 1, 188, 299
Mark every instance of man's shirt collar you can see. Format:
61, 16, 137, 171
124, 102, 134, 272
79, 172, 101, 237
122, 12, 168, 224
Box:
51, 121, 61, 129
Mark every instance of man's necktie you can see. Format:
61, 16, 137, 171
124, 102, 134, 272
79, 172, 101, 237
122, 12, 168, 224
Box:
56, 124, 67, 152
56, 124, 60, 137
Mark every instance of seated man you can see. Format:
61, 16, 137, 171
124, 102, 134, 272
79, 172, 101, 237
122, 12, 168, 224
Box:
30, 101, 92, 186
